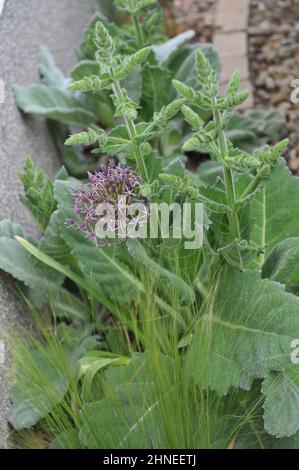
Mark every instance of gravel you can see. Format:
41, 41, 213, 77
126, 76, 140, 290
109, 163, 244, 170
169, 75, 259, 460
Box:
163, 0, 216, 42
248, 0, 299, 172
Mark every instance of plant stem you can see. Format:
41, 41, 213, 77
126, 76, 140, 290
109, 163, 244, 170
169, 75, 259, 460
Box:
133, 14, 144, 48
127, 0, 144, 48
112, 79, 149, 182
223, 167, 240, 239
213, 102, 240, 240
240, 171, 263, 201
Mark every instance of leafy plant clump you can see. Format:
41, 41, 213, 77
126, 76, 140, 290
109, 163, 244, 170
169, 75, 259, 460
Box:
1, 0, 299, 450
13, 0, 284, 177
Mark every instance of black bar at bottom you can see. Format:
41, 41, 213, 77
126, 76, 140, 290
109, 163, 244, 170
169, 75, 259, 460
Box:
0, 449, 298, 468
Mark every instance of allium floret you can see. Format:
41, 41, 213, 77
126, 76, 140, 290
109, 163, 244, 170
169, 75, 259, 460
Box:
69, 160, 145, 244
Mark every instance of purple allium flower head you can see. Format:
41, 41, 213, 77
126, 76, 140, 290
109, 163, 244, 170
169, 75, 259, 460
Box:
68, 160, 145, 244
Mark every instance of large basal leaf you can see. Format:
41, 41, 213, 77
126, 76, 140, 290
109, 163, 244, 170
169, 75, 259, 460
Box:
188, 267, 299, 397
262, 237, 299, 294
14, 84, 98, 126
0, 219, 31, 240
250, 159, 299, 264
152, 30, 195, 64
37, 47, 67, 88
8, 350, 69, 430
0, 236, 63, 293
0, 220, 63, 304
226, 108, 285, 153
244, 108, 285, 141
262, 365, 299, 438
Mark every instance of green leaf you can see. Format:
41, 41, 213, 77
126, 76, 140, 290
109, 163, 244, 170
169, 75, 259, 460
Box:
14, 85, 98, 126
262, 365, 299, 438
39, 211, 73, 265
78, 351, 131, 400
198, 182, 231, 214
0, 227, 63, 296
188, 267, 299, 396
273, 432, 299, 449
127, 239, 195, 306
218, 239, 263, 270
0, 220, 62, 305
60, 226, 139, 304
262, 238, 299, 293
122, 68, 143, 105
15, 236, 103, 301
8, 350, 69, 429
246, 108, 285, 141
250, 160, 299, 264
142, 149, 163, 183
37, 47, 67, 88
226, 108, 285, 153
50, 288, 88, 321
48, 122, 99, 177
70, 60, 101, 81
196, 161, 223, 186
19, 158, 56, 232
141, 64, 172, 118
79, 354, 161, 448
69, 59, 115, 126
0, 237, 62, 293
160, 237, 202, 284
99, 125, 132, 156
0, 219, 29, 240
78, 352, 130, 379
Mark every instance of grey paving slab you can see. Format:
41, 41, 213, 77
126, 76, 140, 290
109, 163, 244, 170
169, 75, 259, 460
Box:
0, 0, 93, 448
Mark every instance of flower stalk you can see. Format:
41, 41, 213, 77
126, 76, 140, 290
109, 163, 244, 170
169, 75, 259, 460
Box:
213, 103, 240, 240
112, 79, 149, 182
